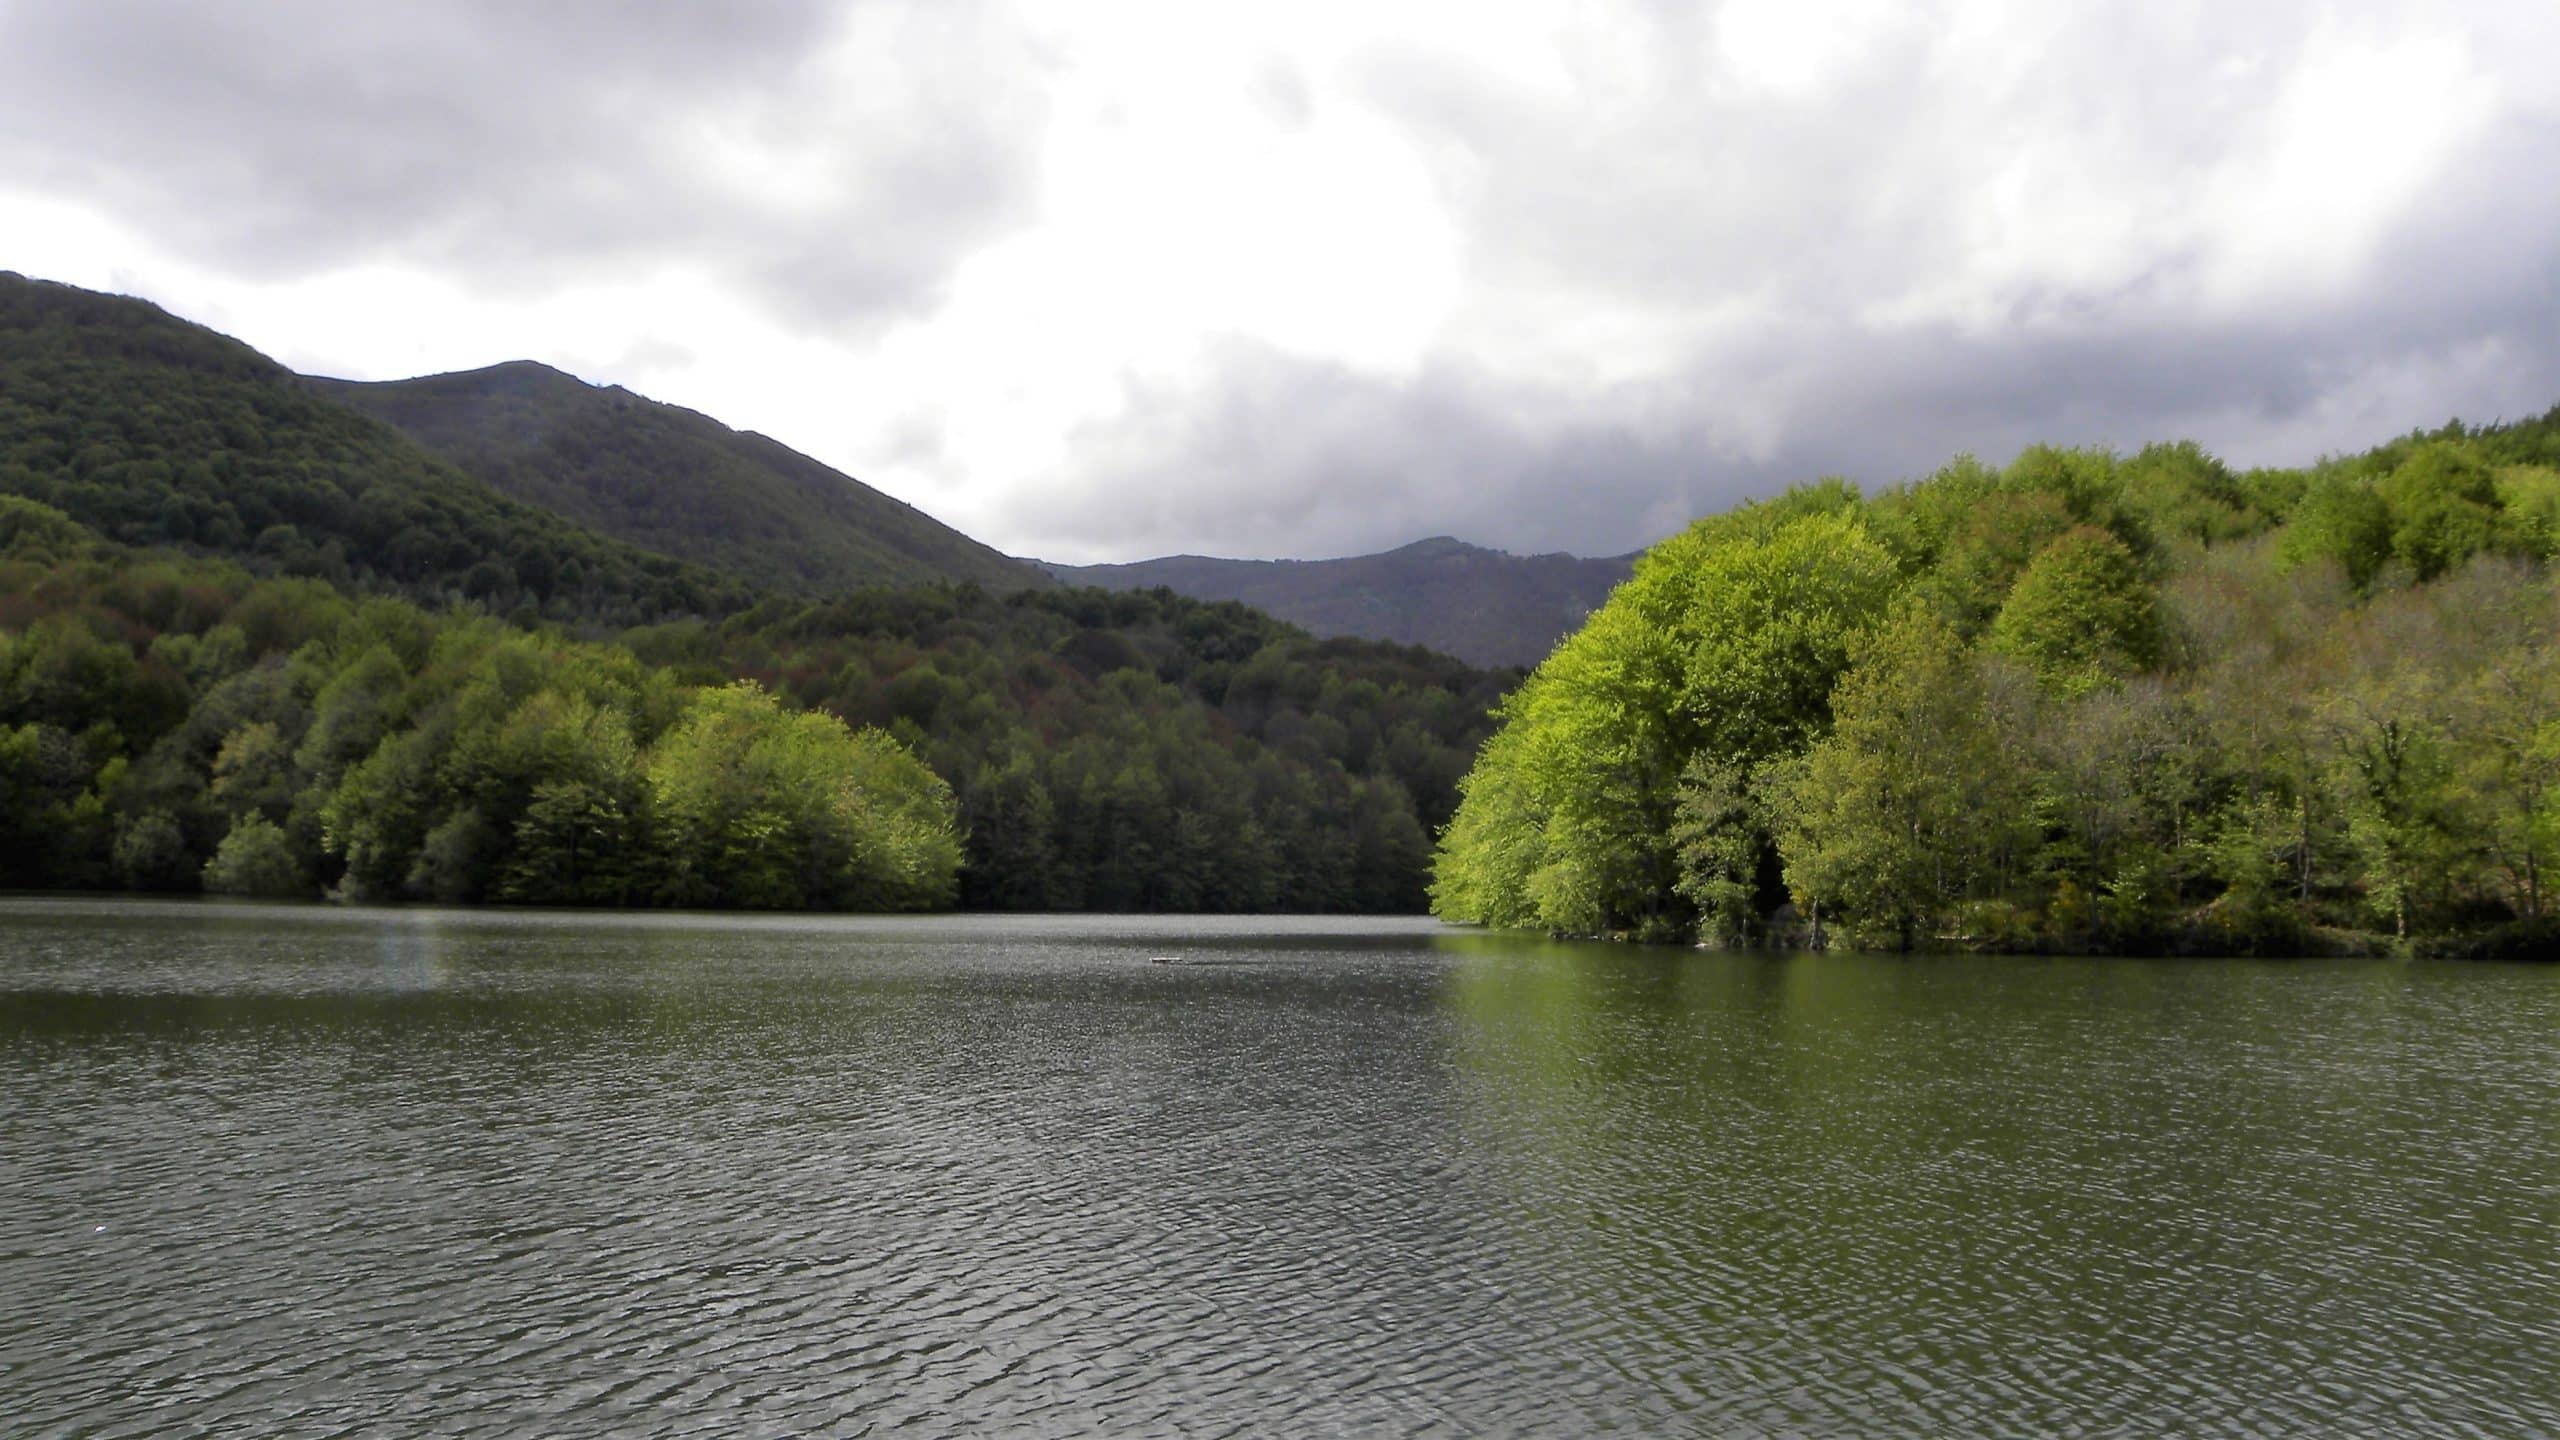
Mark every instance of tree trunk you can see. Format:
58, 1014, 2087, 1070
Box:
2298, 793, 2313, 905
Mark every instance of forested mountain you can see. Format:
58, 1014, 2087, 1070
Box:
0, 272, 748, 624
1046, 536, 1634, 667
319, 361, 1045, 594
0, 274, 1518, 912
1432, 409, 2560, 956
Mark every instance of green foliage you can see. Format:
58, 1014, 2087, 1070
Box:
1766, 607, 2034, 949
1432, 505, 1899, 937
0, 496, 99, 563
637, 583, 1502, 913
0, 518, 965, 911
203, 814, 306, 898
319, 361, 1043, 595
1436, 409, 2560, 952
0, 508, 1493, 913
2493, 465, 2560, 558
1668, 510, 1901, 761
112, 811, 190, 890
2378, 442, 2501, 581
2278, 473, 2396, 588
2116, 440, 2261, 545
1670, 755, 1764, 946
0, 273, 748, 624
647, 682, 959, 911
1987, 527, 2162, 694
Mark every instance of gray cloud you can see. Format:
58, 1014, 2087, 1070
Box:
7, 1, 2557, 564
1010, 2, 2560, 560
0, 0, 1049, 332
1023, 145, 2560, 564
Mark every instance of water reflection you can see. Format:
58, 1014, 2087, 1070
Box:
0, 901, 2552, 1436
1439, 936, 2560, 1434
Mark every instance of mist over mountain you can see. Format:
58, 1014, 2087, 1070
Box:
1045, 536, 1636, 668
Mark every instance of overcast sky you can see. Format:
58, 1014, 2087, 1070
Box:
4, 1, 2555, 563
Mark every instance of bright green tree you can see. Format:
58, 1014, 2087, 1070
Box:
203, 813, 306, 898
1988, 527, 2161, 695
1768, 607, 2032, 949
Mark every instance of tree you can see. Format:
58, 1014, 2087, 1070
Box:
203, 813, 306, 897
1988, 527, 2161, 695
1768, 608, 2032, 950
111, 811, 191, 890
2279, 474, 2395, 589
1670, 755, 1765, 946
1669, 510, 1902, 763
646, 682, 960, 910
2379, 442, 2502, 582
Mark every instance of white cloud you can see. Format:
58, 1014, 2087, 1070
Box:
5, 0, 2558, 564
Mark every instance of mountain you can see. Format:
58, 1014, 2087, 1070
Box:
1043, 536, 1637, 668
0, 271, 1528, 918
0, 272, 748, 623
316, 361, 1047, 594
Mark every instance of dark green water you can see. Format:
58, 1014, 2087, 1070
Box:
1, 899, 2553, 1436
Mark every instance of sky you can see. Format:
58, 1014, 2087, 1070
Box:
3, 1, 2556, 564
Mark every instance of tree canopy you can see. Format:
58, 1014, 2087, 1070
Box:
1433, 405, 2560, 955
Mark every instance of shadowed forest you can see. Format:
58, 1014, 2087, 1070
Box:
0, 503, 1499, 911
0, 273, 1503, 912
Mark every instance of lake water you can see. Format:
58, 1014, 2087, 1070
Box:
1, 899, 2553, 1436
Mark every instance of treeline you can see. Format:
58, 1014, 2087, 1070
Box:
0, 273, 749, 624
0, 499, 957, 907
1432, 408, 2560, 955
627, 585, 1513, 912
0, 503, 1509, 912
0, 271, 1516, 914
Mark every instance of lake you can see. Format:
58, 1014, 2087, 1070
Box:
1, 899, 2553, 1436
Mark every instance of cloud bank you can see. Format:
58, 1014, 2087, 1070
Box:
4, 0, 2555, 561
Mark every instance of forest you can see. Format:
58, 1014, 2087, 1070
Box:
0, 273, 1510, 912
0, 272, 750, 623
316, 359, 1043, 594
0, 498, 959, 908
1431, 407, 2560, 956
628, 586, 1508, 912
0, 499, 1502, 910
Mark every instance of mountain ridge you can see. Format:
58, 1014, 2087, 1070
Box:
1043, 535, 1639, 667
315, 359, 1045, 595
0, 270, 749, 623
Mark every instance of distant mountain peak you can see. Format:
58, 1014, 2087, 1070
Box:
1389, 535, 1482, 559
1047, 536, 1636, 667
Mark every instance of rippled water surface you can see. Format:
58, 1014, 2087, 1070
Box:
2, 899, 2555, 1436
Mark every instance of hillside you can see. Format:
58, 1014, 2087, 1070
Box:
319, 362, 1047, 595
0, 272, 747, 624
0, 272, 1547, 913
0, 500, 1507, 912
1432, 411, 2560, 956
1045, 536, 1635, 667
